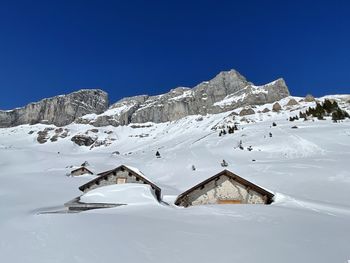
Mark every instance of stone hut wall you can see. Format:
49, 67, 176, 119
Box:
179, 175, 265, 206
71, 168, 90, 176
83, 169, 148, 193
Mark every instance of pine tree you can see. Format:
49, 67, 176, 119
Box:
332, 109, 350, 121
323, 99, 339, 114
221, 159, 228, 167
314, 102, 325, 119
238, 140, 244, 150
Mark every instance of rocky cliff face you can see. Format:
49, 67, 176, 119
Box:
78, 70, 290, 126
0, 70, 290, 128
0, 89, 108, 127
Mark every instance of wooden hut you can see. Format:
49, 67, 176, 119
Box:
78, 165, 161, 201
175, 170, 274, 207
71, 167, 93, 176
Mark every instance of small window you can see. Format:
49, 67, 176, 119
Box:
218, 200, 241, 204
117, 177, 126, 184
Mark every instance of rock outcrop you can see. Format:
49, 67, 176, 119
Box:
78, 69, 290, 126
239, 107, 255, 116
35, 127, 70, 143
305, 94, 315, 102
71, 134, 97, 146
0, 89, 108, 127
286, 98, 299, 106
272, 102, 282, 112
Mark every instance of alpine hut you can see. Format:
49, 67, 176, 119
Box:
78, 165, 162, 201
175, 170, 274, 207
71, 166, 94, 176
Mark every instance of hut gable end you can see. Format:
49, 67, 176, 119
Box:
175, 170, 274, 207
71, 167, 93, 176
78, 165, 161, 201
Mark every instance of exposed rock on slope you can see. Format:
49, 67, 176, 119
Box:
305, 94, 315, 102
239, 107, 255, 116
272, 102, 282, 112
0, 89, 108, 127
78, 70, 290, 126
71, 134, 96, 146
286, 98, 299, 106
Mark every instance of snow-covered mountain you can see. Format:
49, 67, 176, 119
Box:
77, 70, 290, 126
0, 69, 289, 127
0, 92, 350, 262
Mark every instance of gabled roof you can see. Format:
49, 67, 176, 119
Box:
175, 170, 274, 204
78, 165, 161, 194
71, 166, 93, 174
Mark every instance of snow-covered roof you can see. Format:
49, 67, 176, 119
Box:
80, 184, 158, 205
78, 165, 161, 198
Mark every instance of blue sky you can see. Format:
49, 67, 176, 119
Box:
0, 0, 349, 109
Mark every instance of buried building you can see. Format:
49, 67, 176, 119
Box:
78, 165, 162, 201
175, 170, 274, 207
70, 166, 94, 176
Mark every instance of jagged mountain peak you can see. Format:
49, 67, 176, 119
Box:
211, 68, 249, 82
0, 70, 290, 128
77, 70, 290, 127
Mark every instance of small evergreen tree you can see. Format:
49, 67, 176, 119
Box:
238, 140, 244, 150
313, 102, 325, 119
156, 151, 161, 158
221, 159, 228, 167
228, 126, 234, 134
299, 112, 306, 119
332, 109, 350, 121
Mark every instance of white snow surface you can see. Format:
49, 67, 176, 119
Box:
0, 95, 350, 263
213, 84, 269, 107
80, 184, 158, 204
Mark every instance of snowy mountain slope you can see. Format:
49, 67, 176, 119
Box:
0, 95, 350, 262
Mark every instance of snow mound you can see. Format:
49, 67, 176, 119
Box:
80, 184, 158, 205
